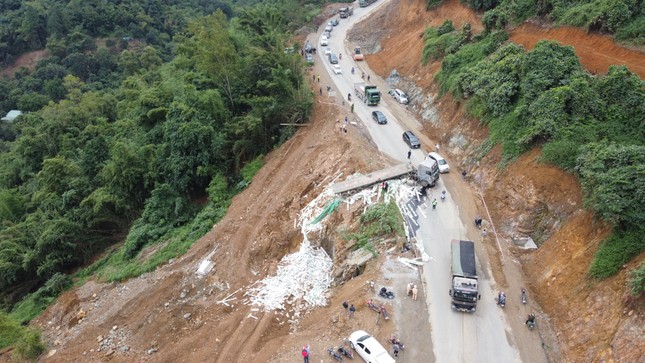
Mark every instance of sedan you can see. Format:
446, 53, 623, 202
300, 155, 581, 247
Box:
348, 330, 395, 363
332, 65, 342, 75
324, 47, 332, 56
371, 111, 387, 124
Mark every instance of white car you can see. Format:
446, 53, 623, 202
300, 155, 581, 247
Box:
332, 65, 342, 74
428, 151, 450, 173
348, 330, 395, 363
324, 47, 332, 56
320, 37, 328, 46
393, 89, 409, 104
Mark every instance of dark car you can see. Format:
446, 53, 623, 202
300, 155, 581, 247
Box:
330, 18, 339, 26
403, 131, 421, 149
371, 111, 387, 124
329, 53, 338, 64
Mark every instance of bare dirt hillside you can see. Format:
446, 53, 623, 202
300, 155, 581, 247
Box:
359, 0, 644, 362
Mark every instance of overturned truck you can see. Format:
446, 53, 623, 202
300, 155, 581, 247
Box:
331, 158, 440, 195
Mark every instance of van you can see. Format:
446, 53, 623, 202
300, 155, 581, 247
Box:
428, 151, 450, 173
402, 131, 421, 149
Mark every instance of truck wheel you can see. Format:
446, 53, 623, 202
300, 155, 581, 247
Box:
420, 180, 429, 188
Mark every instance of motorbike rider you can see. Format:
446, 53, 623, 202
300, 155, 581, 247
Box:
351, 67, 355, 74
441, 190, 446, 201
526, 313, 536, 326
475, 215, 482, 229
497, 291, 506, 305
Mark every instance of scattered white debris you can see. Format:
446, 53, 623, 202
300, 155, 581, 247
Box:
195, 244, 220, 277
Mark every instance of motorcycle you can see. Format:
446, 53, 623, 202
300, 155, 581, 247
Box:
337, 346, 354, 359
441, 190, 446, 202
525, 314, 536, 330
474, 216, 482, 229
327, 347, 343, 362
521, 288, 527, 304
387, 337, 405, 350
379, 287, 395, 299
497, 292, 506, 308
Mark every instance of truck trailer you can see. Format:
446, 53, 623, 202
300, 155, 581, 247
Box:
359, 0, 377, 7
449, 240, 480, 312
331, 158, 439, 194
354, 82, 381, 106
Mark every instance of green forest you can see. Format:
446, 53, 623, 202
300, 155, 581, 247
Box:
0, 0, 327, 357
427, 0, 645, 45
422, 21, 645, 291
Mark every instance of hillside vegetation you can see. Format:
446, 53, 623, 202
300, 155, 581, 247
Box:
427, 0, 645, 45
0, 0, 322, 357
422, 21, 645, 287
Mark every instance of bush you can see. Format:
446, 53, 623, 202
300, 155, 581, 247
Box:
616, 15, 645, 45
589, 230, 645, 279
360, 202, 404, 237
628, 262, 645, 296
0, 312, 22, 349
12, 328, 44, 360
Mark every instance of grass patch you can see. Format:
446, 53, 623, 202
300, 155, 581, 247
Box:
345, 202, 405, 256
589, 230, 645, 279
0, 313, 44, 360
628, 262, 645, 296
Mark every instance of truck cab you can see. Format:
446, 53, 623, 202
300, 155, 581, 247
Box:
415, 157, 439, 187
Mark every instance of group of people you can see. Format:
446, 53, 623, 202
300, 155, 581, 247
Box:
342, 300, 356, 318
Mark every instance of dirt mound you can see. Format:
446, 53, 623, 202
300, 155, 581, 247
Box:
1, 50, 49, 78
511, 23, 645, 79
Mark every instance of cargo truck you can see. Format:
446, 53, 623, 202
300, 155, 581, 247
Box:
339, 6, 353, 18
354, 82, 381, 106
359, 0, 377, 7
449, 240, 480, 312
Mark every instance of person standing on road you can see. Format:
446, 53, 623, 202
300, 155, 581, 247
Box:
349, 304, 356, 318
342, 300, 349, 311
407, 149, 412, 160
351, 103, 354, 113
412, 285, 418, 300
302, 345, 310, 363
317, 74, 320, 83
367, 75, 371, 82
407, 282, 413, 296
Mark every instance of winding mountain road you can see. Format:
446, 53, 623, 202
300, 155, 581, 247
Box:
318, 2, 549, 362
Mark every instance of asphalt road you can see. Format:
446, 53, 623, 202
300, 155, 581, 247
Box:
319, 2, 549, 362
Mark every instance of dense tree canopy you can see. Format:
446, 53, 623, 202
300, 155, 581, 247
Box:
0, 1, 314, 312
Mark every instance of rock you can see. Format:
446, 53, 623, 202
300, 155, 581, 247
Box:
92, 293, 97, 299
120, 346, 129, 353
164, 302, 170, 308
97, 335, 104, 342
47, 349, 57, 357
112, 325, 118, 331
76, 308, 86, 320
105, 349, 114, 356
54, 339, 61, 346
180, 291, 187, 299
183, 313, 192, 320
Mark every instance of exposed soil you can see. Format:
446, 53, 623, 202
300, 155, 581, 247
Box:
1, 50, 49, 78
510, 23, 645, 79
4, 1, 643, 362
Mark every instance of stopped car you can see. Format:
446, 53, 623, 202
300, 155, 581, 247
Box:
320, 37, 328, 46
324, 47, 332, 55
305, 54, 314, 66
371, 111, 387, 124
330, 18, 339, 26
403, 130, 421, 149
348, 330, 395, 363
393, 89, 409, 104
324, 25, 333, 33
428, 151, 450, 173
329, 53, 338, 64
332, 65, 342, 74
